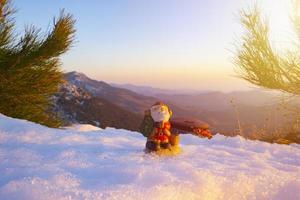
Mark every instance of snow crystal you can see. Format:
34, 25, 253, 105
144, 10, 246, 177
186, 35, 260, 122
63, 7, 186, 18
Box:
0, 114, 300, 200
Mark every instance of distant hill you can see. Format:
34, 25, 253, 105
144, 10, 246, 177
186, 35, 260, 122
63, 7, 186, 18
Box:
53, 81, 143, 131
63, 72, 189, 117
156, 91, 290, 135
55, 72, 190, 130
110, 83, 277, 108
157, 90, 278, 111
111, 83, 208, 96
64, 72, 158, 113
54, 71, 296, 138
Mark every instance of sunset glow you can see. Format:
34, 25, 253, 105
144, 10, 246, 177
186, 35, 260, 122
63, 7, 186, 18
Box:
14, 0, 294, 91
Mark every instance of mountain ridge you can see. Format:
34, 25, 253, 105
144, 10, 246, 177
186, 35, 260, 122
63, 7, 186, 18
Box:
56, 71, 294, 138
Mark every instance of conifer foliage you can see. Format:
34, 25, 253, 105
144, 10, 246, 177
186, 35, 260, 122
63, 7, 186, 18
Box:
0, 0, 75, 127
234, 3, 300, 95
234, 2, 300, 143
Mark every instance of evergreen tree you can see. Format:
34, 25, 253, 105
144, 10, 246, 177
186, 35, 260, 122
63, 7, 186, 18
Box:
234, 3, 300, 95
234, 2, 300, 143
0, 0, 75, 127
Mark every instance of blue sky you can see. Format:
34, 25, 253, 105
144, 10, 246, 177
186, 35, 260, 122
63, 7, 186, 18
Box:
13, 0, 292, 91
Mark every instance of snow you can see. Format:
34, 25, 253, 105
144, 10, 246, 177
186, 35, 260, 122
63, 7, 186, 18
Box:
0, 114, 300, 200
63, 124, 102, 132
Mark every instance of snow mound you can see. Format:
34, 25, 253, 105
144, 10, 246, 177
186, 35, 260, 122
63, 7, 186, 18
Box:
63, 124, 102, 132
0, 114, 300, 200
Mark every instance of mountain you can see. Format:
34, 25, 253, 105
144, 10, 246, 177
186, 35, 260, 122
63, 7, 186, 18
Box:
56, 71, 296, 140
152, 90, 289, 136
156, 90, 278, 111
64, 72, 158, 113
1, 114, 299, 199
63, 72, 191, 117
110, 83, 277, 108
54, 72, 192, 131
53, 81, 143, 130
111, 83, 209, 96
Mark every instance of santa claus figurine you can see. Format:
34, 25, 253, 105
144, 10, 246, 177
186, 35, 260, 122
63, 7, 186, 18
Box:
140, 102, 213, 153
140, 102, 178, 152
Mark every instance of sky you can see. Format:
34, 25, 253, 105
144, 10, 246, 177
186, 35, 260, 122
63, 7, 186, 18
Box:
13, 0, 293, 91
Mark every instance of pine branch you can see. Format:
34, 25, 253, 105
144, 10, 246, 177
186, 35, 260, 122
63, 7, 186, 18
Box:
0, 1, 76, 127
235, 5, 300, 95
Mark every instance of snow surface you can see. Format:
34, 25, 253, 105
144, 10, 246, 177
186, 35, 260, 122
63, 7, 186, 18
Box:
63, 124, 102, 132
0, 114, 300, 200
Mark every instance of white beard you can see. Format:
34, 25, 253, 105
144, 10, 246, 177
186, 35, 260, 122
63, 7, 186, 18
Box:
150, 107, 170, 123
